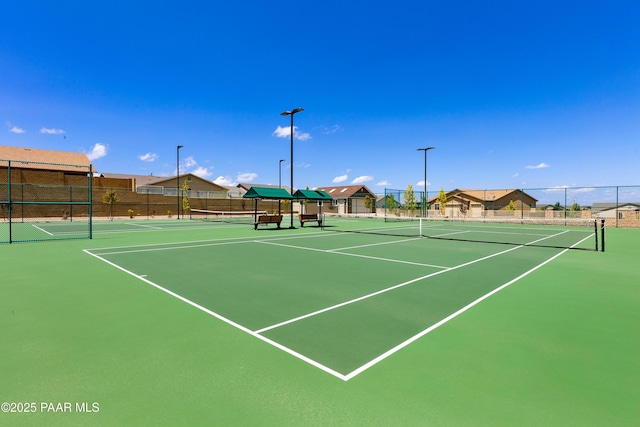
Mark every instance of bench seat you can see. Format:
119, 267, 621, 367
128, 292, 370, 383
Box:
298, 213, 322, 227
254, 214, 282, 230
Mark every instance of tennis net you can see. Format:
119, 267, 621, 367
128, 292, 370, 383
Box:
189, 209, 267, 224
321, 214, 605, 251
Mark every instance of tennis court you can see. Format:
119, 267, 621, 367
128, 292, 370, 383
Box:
2, 215, 638, 426
85, 216, 600, 380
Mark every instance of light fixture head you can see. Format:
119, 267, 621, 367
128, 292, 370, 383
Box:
281, 107, 304, 116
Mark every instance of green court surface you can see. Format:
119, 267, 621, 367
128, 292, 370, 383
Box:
1, 218, 638, 426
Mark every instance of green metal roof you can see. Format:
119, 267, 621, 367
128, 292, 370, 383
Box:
293, 189, 333, 200
243, 186, 293, 199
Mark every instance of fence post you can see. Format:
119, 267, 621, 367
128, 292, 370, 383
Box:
8, 160, 11, 243
615, 186, 619, 228
88, 165, 93, 239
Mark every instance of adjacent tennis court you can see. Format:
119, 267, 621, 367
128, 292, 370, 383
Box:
2, 215, 638, 426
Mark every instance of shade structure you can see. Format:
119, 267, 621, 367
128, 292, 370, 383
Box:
243, 186, 293, 200
292, 189, 333, 201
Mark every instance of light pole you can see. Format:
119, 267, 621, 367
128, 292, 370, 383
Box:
177, 145, 183, 219
280, 107, 304, 228
417, 147, 435, 217
278, 159, 285, 215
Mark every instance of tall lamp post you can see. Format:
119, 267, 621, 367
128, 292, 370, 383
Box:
417, 147, 435, 217
280, 107, 304, 228
278, 159, 285, 214
177, 145, 183, 219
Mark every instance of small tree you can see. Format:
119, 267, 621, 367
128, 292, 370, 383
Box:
102, 189, 119, 220
181, 180, 191, 214
553, 202, 562, 210
281, 199, 290, 215
301, 186, 310, 214
385, 194, 397, 215
570, 198, 581, 218
437, 189, 447, 216
363, 194, 375, 213
506, 200, 517, 211
404, 184, 417, 216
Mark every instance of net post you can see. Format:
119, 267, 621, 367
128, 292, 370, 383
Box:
600, 218, 605, 252
419, 217, 423, 237
88, 164, 93, 240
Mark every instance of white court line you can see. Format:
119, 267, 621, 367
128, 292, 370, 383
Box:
326, 237, 418, 252
93, 239, 252, 256
124, 222, 163, 230
84, 230, 331, 252
255, 239, 449, 269
87, 230, 336, 255
32, 224, 54, 236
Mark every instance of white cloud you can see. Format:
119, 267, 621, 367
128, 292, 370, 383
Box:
139, 152, 158, 162
273, 126, 291, 138
184, 156, 197, 168
213, 175, 235, 186
322, 125, 342, 134
333, 174, 348, 183
352, 175, 374, 184
416, 180, 430, 187
525, 162, 550, 169
9, 126, 25, 134
376, 180, 391, 186
542, 186, 568, 193
237, 172, 258, 182
296, 132, 311, 141
574, 187, 595, 193
87, 143, 108, 161
40, 127, 65, 135
272, 125, 311, 141
191, 166, 213, 178
512, 172, 519, 177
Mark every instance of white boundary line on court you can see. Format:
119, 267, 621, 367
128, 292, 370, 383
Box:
124, 222, 164, 230
31, 224, 54, 236
87, 231, 337, 256
255, 239, 449, 269
84, 230, 332, 252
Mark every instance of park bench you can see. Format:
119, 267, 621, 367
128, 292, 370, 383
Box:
254, 214, 282, 230
298, 213, 322, 227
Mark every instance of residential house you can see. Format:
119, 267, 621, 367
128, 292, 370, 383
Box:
315, 185, 377, 215
428, 188, 538, 218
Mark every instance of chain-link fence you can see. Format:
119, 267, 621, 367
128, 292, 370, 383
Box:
1, 159, 93, 243
382, 186, 640, 228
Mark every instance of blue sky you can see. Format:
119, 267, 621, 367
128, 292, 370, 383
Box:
1, 1, 639, 198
